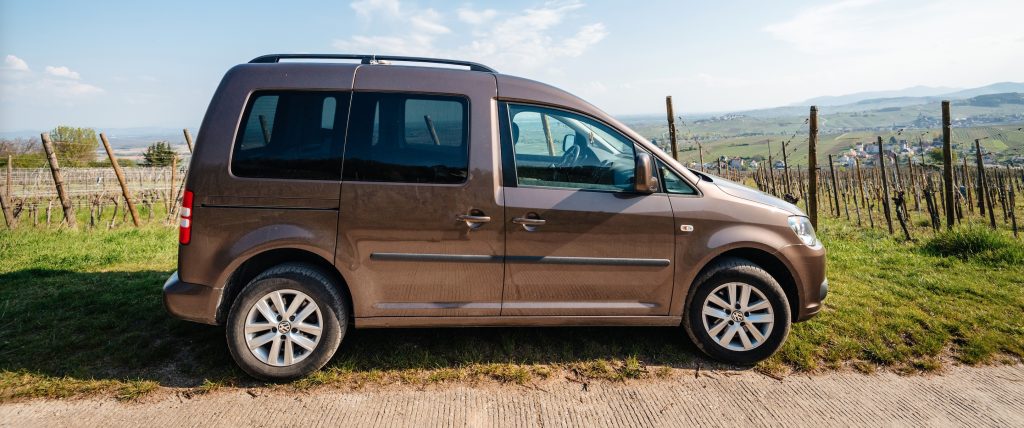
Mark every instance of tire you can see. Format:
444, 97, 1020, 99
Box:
683, 257, 791, 365
226, 263, 348, 381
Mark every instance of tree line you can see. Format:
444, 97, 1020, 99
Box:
0, 126, 178, 168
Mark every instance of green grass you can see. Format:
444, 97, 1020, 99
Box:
1, 218, 1023, 401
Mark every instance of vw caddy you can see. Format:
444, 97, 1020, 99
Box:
164, 54, 827, 380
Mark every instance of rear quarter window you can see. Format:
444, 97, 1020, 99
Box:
232, 91, 351, 180
343, 93, 469, 184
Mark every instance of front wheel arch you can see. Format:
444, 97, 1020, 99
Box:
687, 248, 800, 322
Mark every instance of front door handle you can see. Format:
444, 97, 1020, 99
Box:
512, 217, 546, 226
512, 215, 546, 232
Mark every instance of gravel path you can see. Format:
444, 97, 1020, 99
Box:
2, 365, 1022, 427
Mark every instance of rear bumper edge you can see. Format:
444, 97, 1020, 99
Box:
163, 271, 221, 325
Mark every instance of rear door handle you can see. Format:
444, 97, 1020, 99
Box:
456, 214, 492, 223
457, 213, 491, 230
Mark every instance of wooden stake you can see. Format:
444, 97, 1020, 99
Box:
941, 100, 955, 229
808, 106, 819, 229
781, 140, 792, 195
40, 133, 76, 228
975, 139, 996, 229
5, 155, 10, 201
0, 191, 13, 229
665, 96, 679, 160
877, 136, 894, 234
541, 114, 556, 156
828, 154, 841, 217
100, 133, 141, 227
697, 142, 704, 172
183, 128, 195, 153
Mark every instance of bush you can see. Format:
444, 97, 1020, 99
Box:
924, 226, 1024, 265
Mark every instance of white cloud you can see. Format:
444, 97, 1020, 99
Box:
459, 1, 607, 71
335, 2, 449, 55
334, 35, 435, 56
410, 9, 450, 35
334, 1, 607, 74
1, 60, 103, 104
351, 0, 400, 18
457, 7, 497, 25
44, 65, 81, 80
4, 55, 29, 71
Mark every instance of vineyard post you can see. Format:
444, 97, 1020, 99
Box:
1008, 166, 1018, 238
767, 140, 776, 196
781, 140, 791, 195
5, 154, 10, 200
941, 100, 954, 230
100, 133, 142, 227
975, 139, 995, 229
170, 156, 177, 211
808, 106, 819, 229
697, 142, 704, 172
0, 190, 13, 229
877, 136, 894, 234
908, 157, 919, 212
665, 96, 679, 160
962, 157, 973, 214
828, 155, 840, 217
183, 128, 195, 153
541, 114, 556, 156
40, 133, 77, 228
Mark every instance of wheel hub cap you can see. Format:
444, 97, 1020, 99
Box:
243, 289, 323, 367
700, 282, 775, 352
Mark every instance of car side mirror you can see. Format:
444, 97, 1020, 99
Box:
634, 152, 659, 194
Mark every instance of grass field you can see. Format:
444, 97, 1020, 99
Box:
1, 217, 1023, 401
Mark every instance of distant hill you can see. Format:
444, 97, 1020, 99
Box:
798, 85, 959, 107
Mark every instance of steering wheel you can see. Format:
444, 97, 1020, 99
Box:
557, 144, 581, 169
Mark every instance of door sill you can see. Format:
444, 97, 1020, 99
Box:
355, 315, 682, 328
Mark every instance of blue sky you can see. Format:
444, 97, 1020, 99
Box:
1, 0, 1022, 132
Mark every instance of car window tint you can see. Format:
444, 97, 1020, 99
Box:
507, 104, 636, 192
344, 93, 469, 184
232, 91, 350, 180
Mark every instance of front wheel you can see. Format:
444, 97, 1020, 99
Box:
684, 258, 791, 365
225, 263, 348, 381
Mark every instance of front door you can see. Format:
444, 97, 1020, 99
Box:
336, 67, 504, 318
499, 103, 676, 316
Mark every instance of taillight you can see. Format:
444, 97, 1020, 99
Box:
179, 190, 194, 245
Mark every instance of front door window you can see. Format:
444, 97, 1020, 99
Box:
508, 104, 637, 192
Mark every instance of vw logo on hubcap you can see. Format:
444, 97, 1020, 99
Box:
730, 311, 744, 322
277, 320, 292, 333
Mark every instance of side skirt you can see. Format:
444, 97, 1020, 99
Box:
355, 315, 683, 328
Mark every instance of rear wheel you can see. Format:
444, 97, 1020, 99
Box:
684, 258, 791, 364
226, 263, 347, 381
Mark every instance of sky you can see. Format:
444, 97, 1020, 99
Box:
1, 0, 1023, 132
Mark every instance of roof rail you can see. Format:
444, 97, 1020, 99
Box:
248, 54, 497, 73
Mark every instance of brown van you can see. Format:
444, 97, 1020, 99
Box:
164, 54, 827, 381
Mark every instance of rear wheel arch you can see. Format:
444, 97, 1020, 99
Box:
216, 248, 353, 325
688, 248, 800, 322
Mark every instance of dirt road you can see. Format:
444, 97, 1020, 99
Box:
2, 364, 1022, 427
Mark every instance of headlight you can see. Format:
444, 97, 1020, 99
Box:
788, 216, 818, 247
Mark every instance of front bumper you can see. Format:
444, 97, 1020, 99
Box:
163, 271, 221, 325
777, 243, 827, 321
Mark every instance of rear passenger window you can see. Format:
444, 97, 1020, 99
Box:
343, 93, 468, 184
232, 91, 350, 180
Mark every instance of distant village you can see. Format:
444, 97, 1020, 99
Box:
662, 135, 1024, 171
